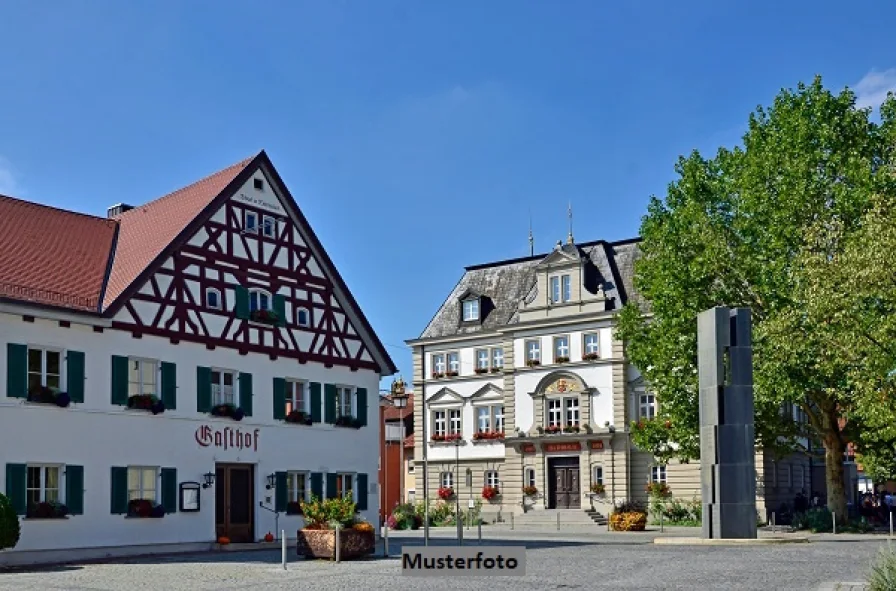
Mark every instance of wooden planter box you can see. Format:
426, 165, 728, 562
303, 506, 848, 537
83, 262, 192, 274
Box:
609, 511, 647, 531
296, 528, 375, 560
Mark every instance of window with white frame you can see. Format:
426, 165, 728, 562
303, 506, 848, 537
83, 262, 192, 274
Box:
462, 298, 480, 321
583, 333, 599, 357
548, 399, 563, 427
296, 308, 310, 327
526, 340, 541, 362
128, 358, 158, 397
475, 405, 504, 433
476, 349, 489, 370
249, 288, 271, 312
205, 287, 222, 310
262, 215, 276, 238
336, 386, 354, 417
554, 336, 569, 361
562, 274, 571, 302
639, 393, 656, 419
494, 406, 504, 432
433, 410, 447, 436
564, 397, 579, 426
335, 473, 353, 500
491, 347, 503, 369
440, 472, 454, 488
650, 465, 667, 484
525, 468, 536, 488
485, 470, 500, 488
211, 369, 237, 406
26, 465, 60, 507
27, 347, 61, 391
244, 211, 258, 233
127, 466, 158, 501
285, 380, 307, 414
287, 471, 308, 503
550, 274, 571, 303
448, 409, 462, 435
408, 490, 416, 503
593, 466, 604, 485
447, 352, 459, 374
432, 354, 446, 375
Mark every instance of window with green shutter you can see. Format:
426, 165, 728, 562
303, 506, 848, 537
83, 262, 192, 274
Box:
356, 387, 368, 427
110, 356, 129, 406
5, 463, 26, 515
239, 372, 253, 416
356, 473, 369, 510
66, 351, 85, 403
161, 468, 177, 513
275, 471, 288, 511
309, 382, 322, 423
235, 286, 250, 319
110, 466, 128, 514
324, 384, 337, 424
310, 472, 323, 500
273, 294, 286, 327
326, 473, 338, 499
196, 366, 212, 413
160, 362, 177, 410
65, 465, 84, 515
273, 378, 286, 420
6, 343, 27, 399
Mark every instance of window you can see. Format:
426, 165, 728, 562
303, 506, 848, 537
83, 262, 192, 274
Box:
593, 466, 604, 486
27, 348, 61, 390
285, 380, 306, 414
550, 276, 560, 303
262, 215, 276, 238
526, 340, 541, 362
449, 409, 462, 435
407, 490, 416, 503
249, 288, 271, 312
548, 399, 563, 427
494, 406, 504, 432
565, 397, 579, 426
440, 472, 454, 488
491, 348, 503, 369
525, 468, 536, 488
477, 407, 490, 433
287, 471, 308, 503
128, 358, 158, 397
433, 410, 446, 436
462, 298, 480, 321
127, 466, 158, 501
485, 470, 500, 488
407, 458, 415, 473
432, 354, 446, 376
650, 465, 667, 484
335, 473, 353, 500
639, 393, 656, 420
447, 352, 459, 374
211, 369, 236, 406
336, 386, 354, 418
296, 308, 310, 327
554, 336, 569, 361
244, 211, 258, 233
26, 465, 60, 507
562, 274, 571, 302
583, 333, 599, 357
476, 349, 489, 370
253, 177, 264, 190
206, 288, 222, 310
550, 274, 571, 303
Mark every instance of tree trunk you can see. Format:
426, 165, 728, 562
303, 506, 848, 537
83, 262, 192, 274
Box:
823, 433, 848, 525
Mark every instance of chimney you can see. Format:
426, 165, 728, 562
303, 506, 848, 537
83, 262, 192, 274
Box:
107, 203, 134, 218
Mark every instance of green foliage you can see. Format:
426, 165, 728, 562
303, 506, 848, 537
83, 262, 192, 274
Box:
868, 544, 896, 591
299, 494, 356, 529
616, 76, 896, 520
414, 499, 457, 526
650, 497, 701, 526
0, 493, 20, 550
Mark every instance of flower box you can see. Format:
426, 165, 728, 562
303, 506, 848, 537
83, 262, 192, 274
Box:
490, 367, 503, 373
562, 424, 581, 433
474, 368, 488, 375
296, 528, 374, 560
127, 394, 165, 414
431, 433, 462, 443
590, 483, 606, 495
583, 352, 600, 361
210, 403, 245, 421
473, 431, 505, 441
27, 501, 68, 519
555, 356, 570, 364
250, 309, 279, 325
127, 499, 165, 518
522, 486, 538, 497
26, 386, 70, 408
526, 360, 541, 367
431, 372, 445, 379
481, 486, 500, 501
334, 415, 363, 429
544, 425, 562, 434
445, 371, 459, 377
438, 486, 455, 500
285, 410, 312, 425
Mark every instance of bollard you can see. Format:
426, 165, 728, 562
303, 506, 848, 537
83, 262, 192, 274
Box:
281, 529, 287, 570
832, 512, 836, 535
557, 512, 560, 531
335, 526, 341, 563
890, 512, 894, 538
384, 524, 389, 558
511, 513, 514, 530
660, 512, 664, 533
772, 512, 776, 534
478, 522, 482, 545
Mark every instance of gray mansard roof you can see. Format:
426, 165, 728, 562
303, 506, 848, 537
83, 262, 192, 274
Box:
418, 237, 643, 340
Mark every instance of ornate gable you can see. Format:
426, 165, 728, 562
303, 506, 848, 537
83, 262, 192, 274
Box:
469, 383, 503, 404
427, 387, 464, 406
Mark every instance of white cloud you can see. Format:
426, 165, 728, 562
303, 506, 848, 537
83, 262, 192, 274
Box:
854, 68, 896, 110
0, 157, 19, 196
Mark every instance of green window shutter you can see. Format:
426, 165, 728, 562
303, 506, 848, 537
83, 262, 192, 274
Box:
161, 468, 177, 514
326, 473, 338, 499
66, 350, 85, 403
273, 294, 286, 327
356, 473, 368, 511
65, 465, 84, 515
110, 466, 128, 514
356, 387, 368, 426
6, 343, 27, 398
309, 382, 322, 423
160, 362, 177, 410
324, 384, 337, 424
5, 463, 26, 515
275, 471, 288, 512
235, 286, 250, 319
272, 378, 286, 421
196, 366, 212, 413
310, 472, 323, 500
239, 372, 253, 416
111, 355, 129, 406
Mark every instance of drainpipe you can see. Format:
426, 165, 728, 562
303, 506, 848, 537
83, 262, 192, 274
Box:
610, 432, 616, 505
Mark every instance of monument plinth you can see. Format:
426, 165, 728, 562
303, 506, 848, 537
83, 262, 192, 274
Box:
698, 307, 757, 539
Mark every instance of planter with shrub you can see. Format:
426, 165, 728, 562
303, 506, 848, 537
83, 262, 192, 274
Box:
295, 495, 374, 560
0, 493, 21, 550
609, 500, 647, 532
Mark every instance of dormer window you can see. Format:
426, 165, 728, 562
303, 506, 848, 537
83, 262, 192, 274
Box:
462, 298, 480, 321
550, 274, 571, 304
245, 211, 258, 233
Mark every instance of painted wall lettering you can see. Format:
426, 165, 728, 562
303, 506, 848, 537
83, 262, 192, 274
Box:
590, 441, 604, 450
195, 425, 260, 452
544, 442, 581, 452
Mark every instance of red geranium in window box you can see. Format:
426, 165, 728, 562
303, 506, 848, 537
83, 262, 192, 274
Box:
481, 486, 500, 501
438, 486, 454, 500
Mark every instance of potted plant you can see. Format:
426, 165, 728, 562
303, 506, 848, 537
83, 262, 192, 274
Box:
127, 394, 165, 414
250, 309, 279, 324
438, 486, 455, 500
481, 486, 500, 501
609, 499, 647, 532
285, 410, 312, 425
296, 495, 374, 560
590, 483, 606, 495
334, 415, 363, 429
210, 403, 245, 421
26, 385, 71, 408
127, 499, 165, 518
522, 486, 538, 497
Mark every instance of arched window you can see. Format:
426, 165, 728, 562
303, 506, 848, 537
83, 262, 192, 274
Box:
296, 307, 311, 327
248, 288, 271, 312
205, 288, 222, 310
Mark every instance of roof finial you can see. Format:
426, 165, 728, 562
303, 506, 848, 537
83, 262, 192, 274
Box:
528, 210, 534, 256
567, 201, 574, 245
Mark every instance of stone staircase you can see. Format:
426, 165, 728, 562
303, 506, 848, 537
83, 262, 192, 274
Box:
507, 508, 607, 528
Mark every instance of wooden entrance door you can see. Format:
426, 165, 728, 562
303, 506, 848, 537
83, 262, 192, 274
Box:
215, 464, 255, 543
549, 458, 581, 509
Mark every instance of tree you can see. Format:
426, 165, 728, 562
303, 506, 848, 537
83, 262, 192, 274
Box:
0, 493, 20, 551
617, 76, 896, 523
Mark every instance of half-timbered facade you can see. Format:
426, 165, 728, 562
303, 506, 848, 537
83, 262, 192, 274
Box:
0, 151, 395, 565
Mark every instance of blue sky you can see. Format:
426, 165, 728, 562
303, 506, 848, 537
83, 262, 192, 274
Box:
1, 1, 895, 390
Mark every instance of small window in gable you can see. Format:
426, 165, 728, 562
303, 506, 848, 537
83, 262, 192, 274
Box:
206, 288, 222, 310
253, 178, 264, 191
462, 298, 479, 321
296, 307, 311, 327
249, 288, 271, 312
244, 211, 258, 233
262, 216, 276, 238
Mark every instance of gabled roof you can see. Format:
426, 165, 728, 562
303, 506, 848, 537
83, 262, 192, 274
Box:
0, 195, 117, 312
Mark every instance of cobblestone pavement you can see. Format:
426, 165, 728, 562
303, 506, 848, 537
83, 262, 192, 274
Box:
0, 530, 885, 590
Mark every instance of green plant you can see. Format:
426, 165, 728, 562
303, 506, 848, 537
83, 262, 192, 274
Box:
0, 493, 21, 550
868, 544, 896, 591
299, 494, 356, 529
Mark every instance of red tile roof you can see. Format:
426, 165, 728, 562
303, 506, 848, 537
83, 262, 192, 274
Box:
404, 434, 414, 448
102, 156, 253, 309
382, 393, 414, 420
0, 195, 117, 311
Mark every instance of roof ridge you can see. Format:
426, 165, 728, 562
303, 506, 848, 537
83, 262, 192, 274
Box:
463, 237, 640, 271
0, 193, 116, 225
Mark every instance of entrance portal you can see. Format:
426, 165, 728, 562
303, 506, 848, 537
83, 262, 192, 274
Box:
548, 456, 581, 509
215, 463, 255, 543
